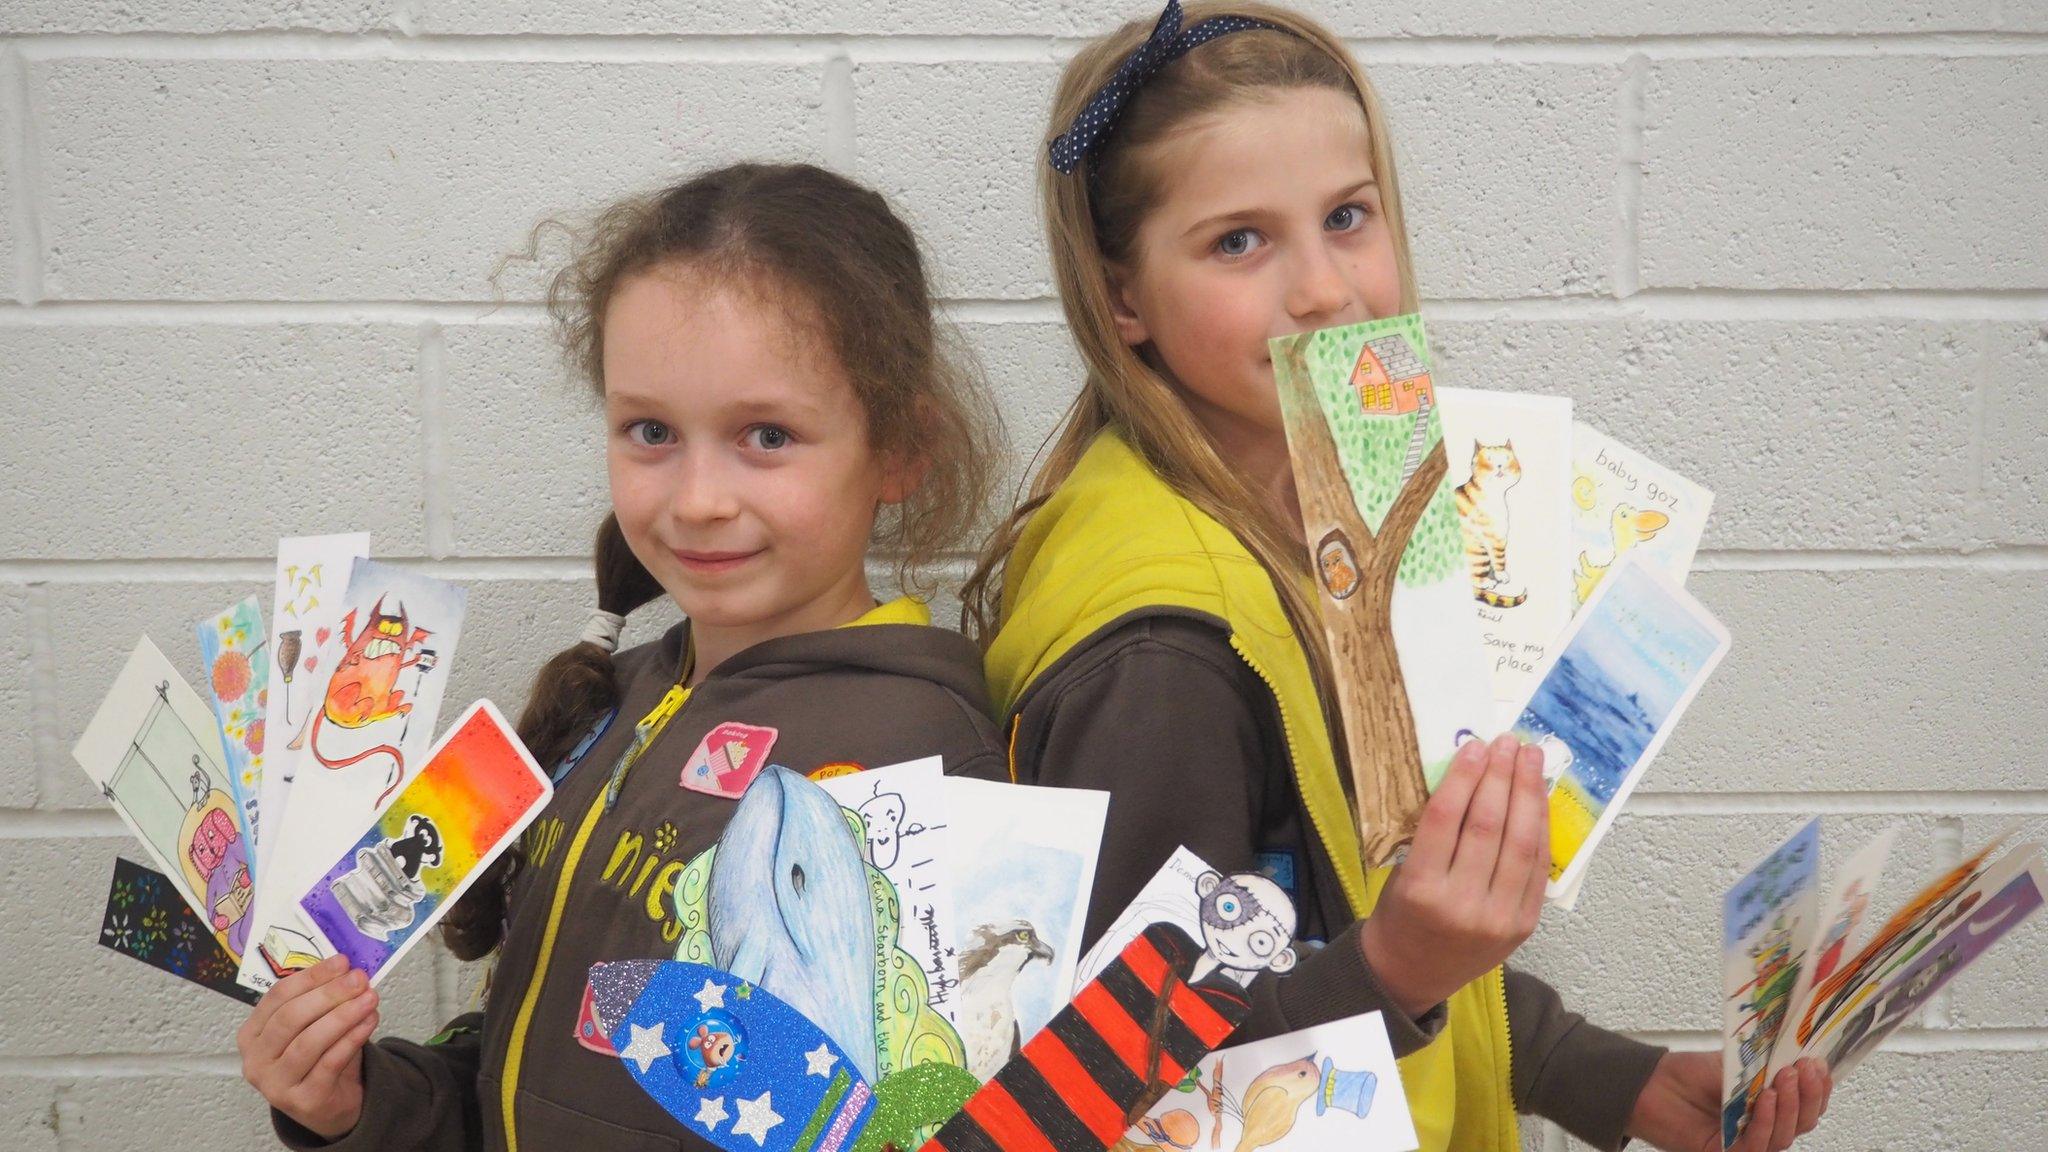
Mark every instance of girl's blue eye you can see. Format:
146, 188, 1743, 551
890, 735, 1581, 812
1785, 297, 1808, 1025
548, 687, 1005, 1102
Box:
748, 425, 792, 451
627, 419, 673, 447
1326, 203, 1369, 232
1217, 229, 1263, 258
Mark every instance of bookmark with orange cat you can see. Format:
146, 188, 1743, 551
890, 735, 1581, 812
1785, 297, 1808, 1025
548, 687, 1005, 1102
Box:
1437, 388, 1574, 719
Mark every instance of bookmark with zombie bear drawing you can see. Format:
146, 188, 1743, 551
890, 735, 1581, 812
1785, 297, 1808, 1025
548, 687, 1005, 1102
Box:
292, 701, 550, 986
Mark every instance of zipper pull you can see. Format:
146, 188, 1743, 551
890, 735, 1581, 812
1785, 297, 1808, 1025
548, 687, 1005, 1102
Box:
604, 683, 688, 812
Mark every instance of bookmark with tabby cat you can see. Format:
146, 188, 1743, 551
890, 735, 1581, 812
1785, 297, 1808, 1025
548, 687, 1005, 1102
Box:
1437, 388, 1574, 720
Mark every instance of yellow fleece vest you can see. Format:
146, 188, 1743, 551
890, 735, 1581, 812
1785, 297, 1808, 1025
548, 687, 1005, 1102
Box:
986, 431, 1518, 1152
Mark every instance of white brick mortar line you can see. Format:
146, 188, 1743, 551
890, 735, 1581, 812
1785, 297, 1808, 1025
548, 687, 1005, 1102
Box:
3, 30, 2047, 65
823, 49, 856, 171
1613, 54, 1646, 299
0, 1054, 245, 1077
419, 322, 452, 559
1627, 791, 2048, 817
5, 292, 2045, 326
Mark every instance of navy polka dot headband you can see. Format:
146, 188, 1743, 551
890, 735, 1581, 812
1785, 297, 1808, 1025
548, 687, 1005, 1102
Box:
1046, 1, 1279, 175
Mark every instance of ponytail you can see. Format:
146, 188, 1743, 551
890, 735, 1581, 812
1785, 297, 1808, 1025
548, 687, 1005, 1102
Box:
438, 513, 663, 960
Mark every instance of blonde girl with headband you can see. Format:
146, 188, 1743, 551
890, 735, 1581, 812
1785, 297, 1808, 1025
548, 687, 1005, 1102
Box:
967, 5, 1833, 1150
238, 162, 1009, 1150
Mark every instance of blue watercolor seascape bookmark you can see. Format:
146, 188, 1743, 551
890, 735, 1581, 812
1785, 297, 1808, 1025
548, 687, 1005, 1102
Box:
1507, 551, 1731, 903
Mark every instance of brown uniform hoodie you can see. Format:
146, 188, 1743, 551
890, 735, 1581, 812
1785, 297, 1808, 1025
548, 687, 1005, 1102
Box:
275, 600, 1004, 1152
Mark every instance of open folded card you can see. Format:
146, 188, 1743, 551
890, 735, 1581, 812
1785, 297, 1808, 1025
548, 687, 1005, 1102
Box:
1270, 315, 1495, 865
1719, 819, 2043, 1147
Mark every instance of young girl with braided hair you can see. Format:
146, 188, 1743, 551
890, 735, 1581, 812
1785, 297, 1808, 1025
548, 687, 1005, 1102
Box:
239, 161, 1008, 1150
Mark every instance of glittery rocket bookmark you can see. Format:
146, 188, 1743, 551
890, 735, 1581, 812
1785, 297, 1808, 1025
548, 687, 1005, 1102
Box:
601, 960, 877, 1152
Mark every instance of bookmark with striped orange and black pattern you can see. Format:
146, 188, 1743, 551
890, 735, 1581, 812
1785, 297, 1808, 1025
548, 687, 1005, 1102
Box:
924, 923, 1250, 1152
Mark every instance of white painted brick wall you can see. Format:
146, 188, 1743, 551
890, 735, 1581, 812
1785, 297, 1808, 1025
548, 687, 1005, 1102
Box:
0, 3, 2040, 1148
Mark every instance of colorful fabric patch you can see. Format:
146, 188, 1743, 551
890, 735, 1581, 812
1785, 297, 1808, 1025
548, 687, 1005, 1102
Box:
578, 958, 668, 1057
576, 978, 618, 1054
806, 761, 867, 782
680, 722, 779, 799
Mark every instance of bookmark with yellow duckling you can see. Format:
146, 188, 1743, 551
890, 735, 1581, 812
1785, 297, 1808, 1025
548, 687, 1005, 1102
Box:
1568, 421, 1713, 613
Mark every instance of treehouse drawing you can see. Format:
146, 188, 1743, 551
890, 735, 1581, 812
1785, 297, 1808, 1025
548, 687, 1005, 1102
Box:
1352, 333, 1436, 415
1273, 316, 1495, 866
1353, 334, 1439, 489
